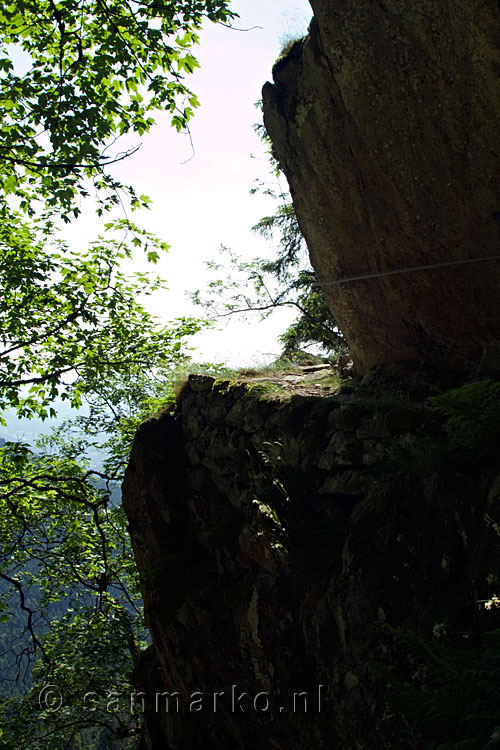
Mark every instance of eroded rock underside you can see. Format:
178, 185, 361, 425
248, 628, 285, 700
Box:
262, 0, 500, 374
123, 373, 500, 749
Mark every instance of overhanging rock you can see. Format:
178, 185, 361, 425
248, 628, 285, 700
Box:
262, 1, 500, 374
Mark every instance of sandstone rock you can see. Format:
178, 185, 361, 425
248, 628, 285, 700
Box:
263, 1, 500, 374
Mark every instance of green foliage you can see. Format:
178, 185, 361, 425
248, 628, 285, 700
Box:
376, 381, 500, 748
254, 200, 345, 357
250, 438, 345, 585
250, 114, 347, 358
0, 0, 234, 419
192, 238, 347, 361
252, 202, 303, 277
0, 219, 203, 420
391, 628, 500, 749
0, 0, 235, 220
382, 380, 500, 482
0, 434, 141, 642
428, 380, 500, 469
0, 1, 236, 746
243, 380, 290, 401
67, 362, 186, 472
0, 357, 226, 746
2, 607, 139, 748
276, 36, 304, 61
277, 271, 345, 359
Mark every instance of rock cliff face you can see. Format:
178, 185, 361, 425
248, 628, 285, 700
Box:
123, 372, 500, 749
262, 1, 500, 373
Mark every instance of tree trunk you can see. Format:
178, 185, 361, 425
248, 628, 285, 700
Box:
262, 0, 500, 375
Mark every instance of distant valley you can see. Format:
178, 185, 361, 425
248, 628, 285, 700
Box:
0, 401, 106, 469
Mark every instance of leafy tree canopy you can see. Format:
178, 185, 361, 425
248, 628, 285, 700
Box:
0, 217, 203, 419
0, 1, 235, 746
0, 0, 236, 418
0, 0, 235, 218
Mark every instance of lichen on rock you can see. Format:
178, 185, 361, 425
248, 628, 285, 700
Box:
262, 0, 500, 374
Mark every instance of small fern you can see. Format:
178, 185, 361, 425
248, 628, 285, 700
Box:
376, 379, 500, 484
390, 628, 500, 749
429, 380, 500, 469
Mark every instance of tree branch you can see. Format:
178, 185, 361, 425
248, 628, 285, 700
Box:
0, 145, 140, 171
0, 571, 47, 660
0, 303, 88, 358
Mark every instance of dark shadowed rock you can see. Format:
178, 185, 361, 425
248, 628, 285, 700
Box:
123, 375, 500, 748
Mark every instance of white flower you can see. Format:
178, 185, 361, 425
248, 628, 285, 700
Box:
432, 622, 446, 638
484, 595, 500, 610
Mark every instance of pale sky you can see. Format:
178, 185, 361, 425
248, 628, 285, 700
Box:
1, 0, 314, 444
63, 0, 313, 366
